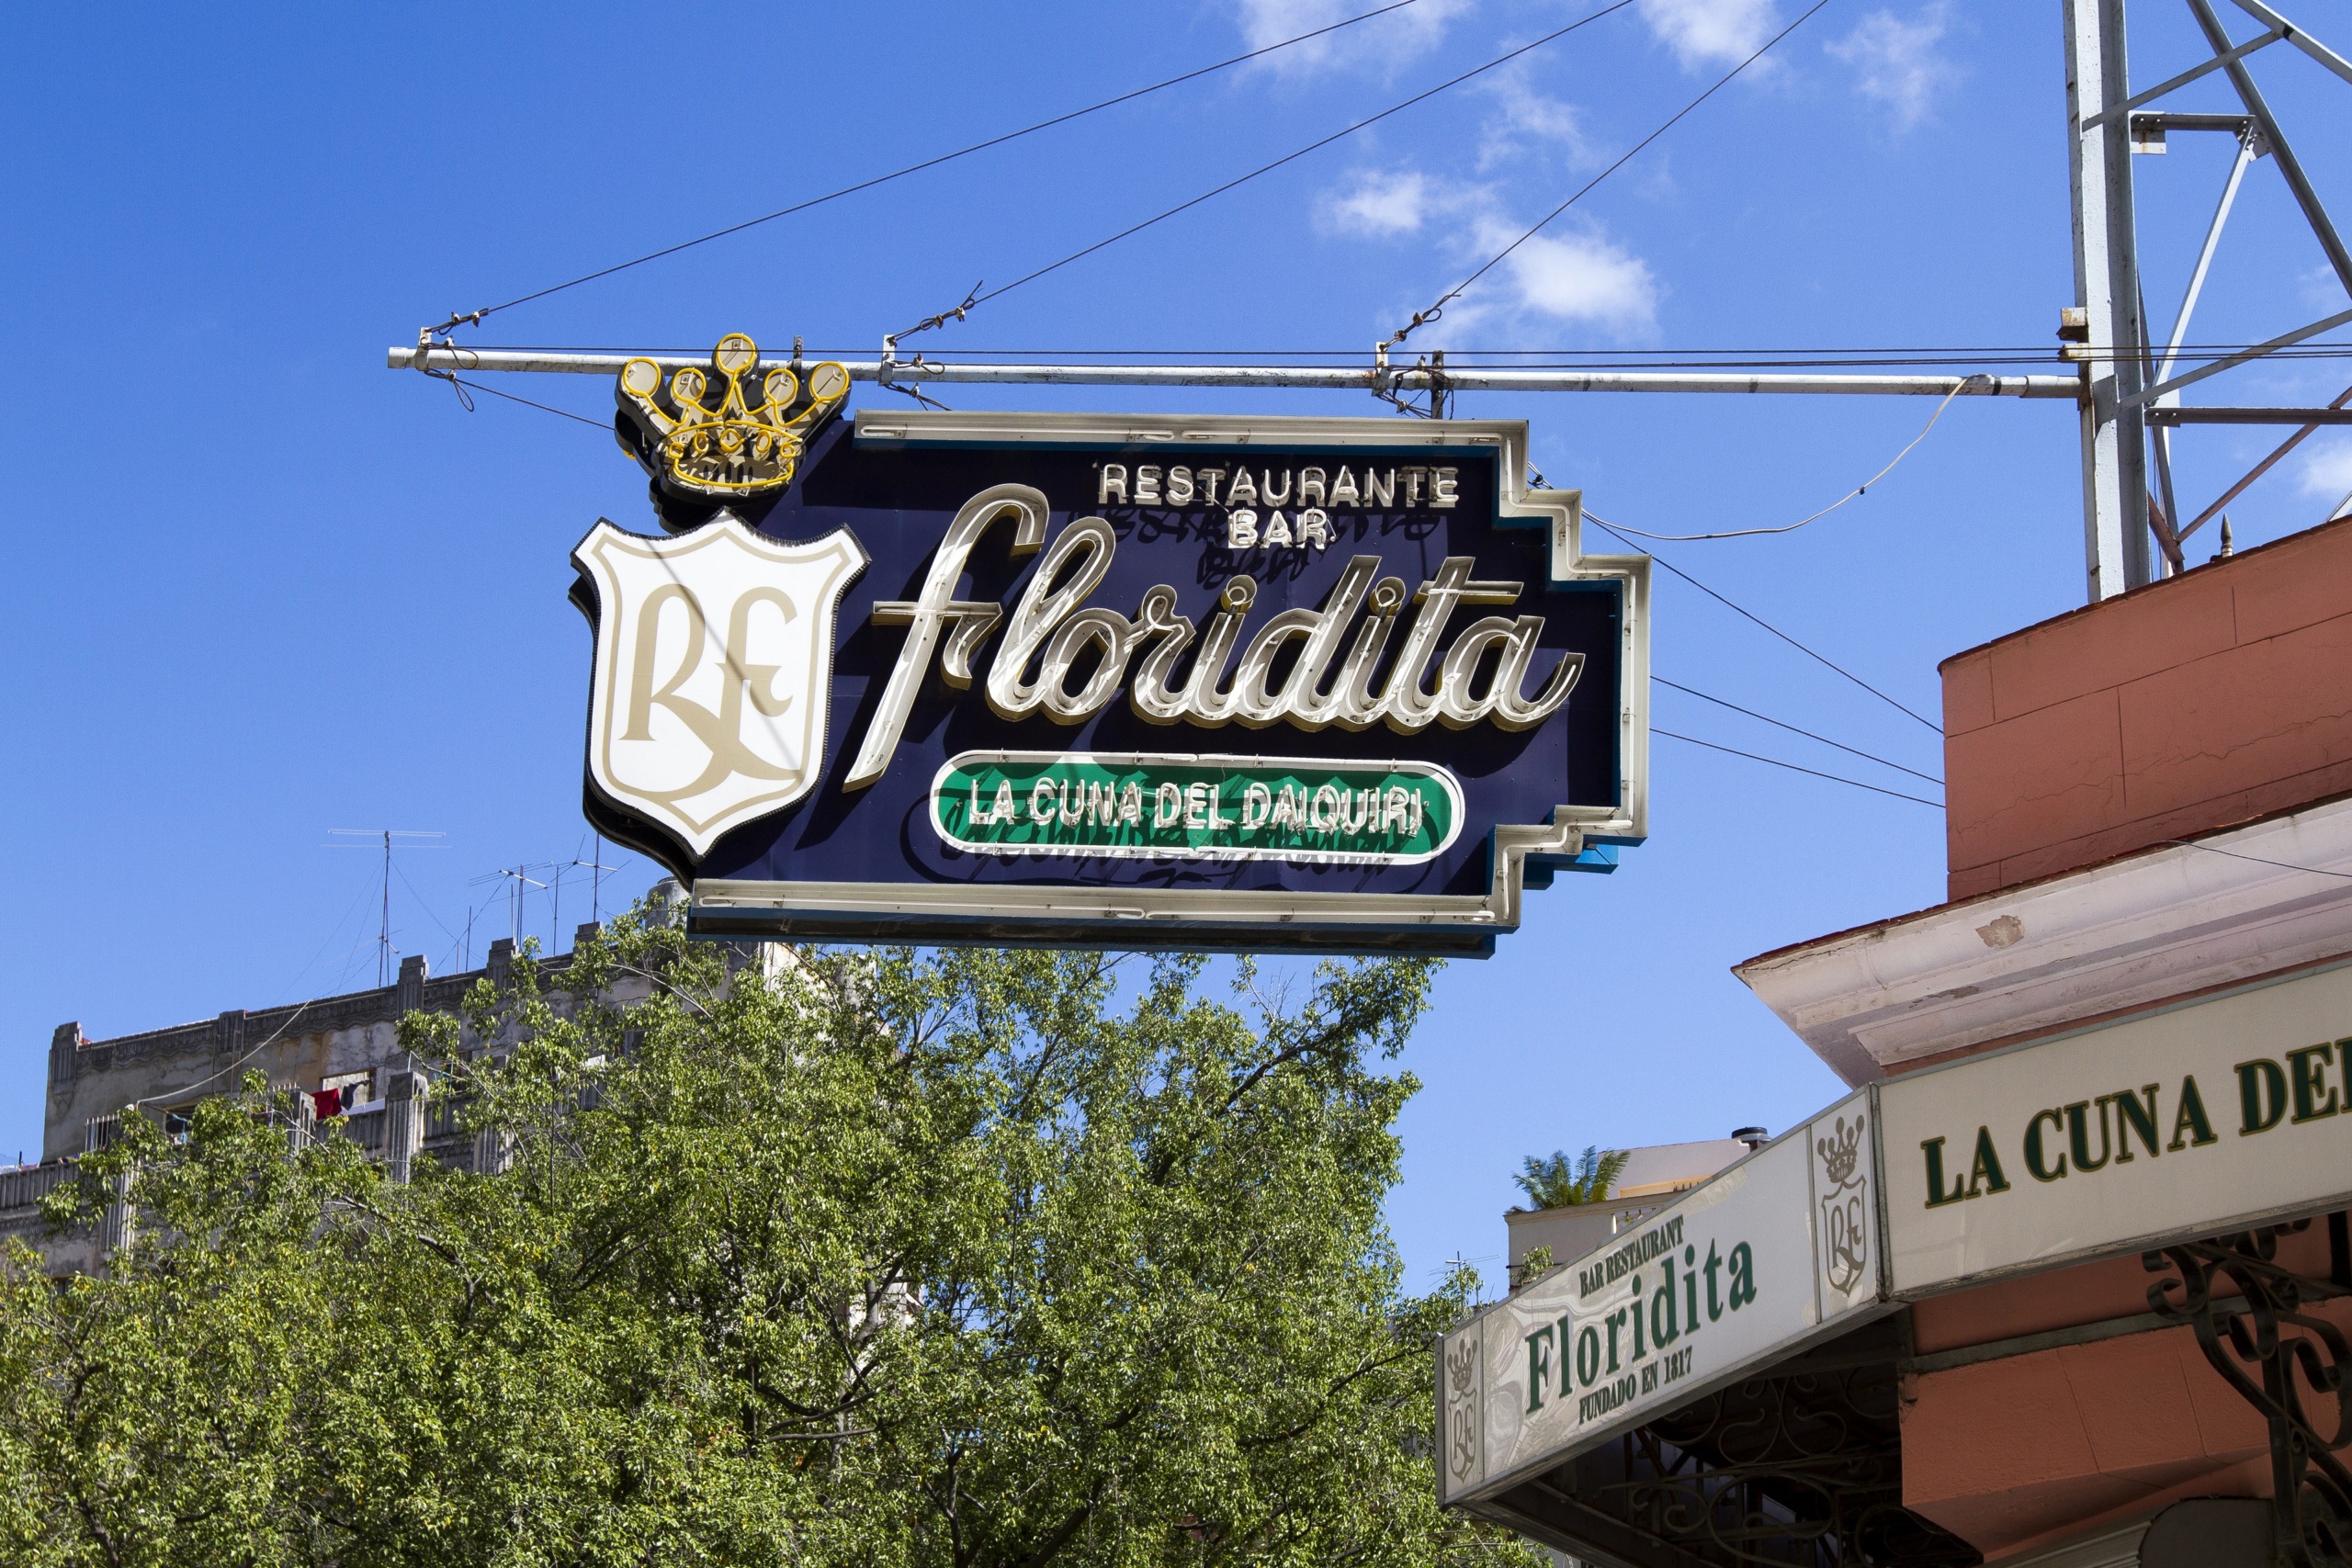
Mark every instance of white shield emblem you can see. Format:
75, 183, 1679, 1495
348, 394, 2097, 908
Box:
574, 515, 867, 858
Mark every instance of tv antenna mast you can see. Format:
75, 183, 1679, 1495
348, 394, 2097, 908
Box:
326, 829, 448, 986
566, 836, 622, 942
474, 864, 551, 951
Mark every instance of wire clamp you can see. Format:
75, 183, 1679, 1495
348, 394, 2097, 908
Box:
1386, 303, 1444, 352
897, 280, 983, 344
413, 310, 489, 367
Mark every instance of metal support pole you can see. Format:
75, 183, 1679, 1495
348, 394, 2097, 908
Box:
2189, 0, 2352, 296
2155, 131, 2257, 389
2066, 0, 2154, 601
387, 345, 2077, 400
2149, 130, 2257, 571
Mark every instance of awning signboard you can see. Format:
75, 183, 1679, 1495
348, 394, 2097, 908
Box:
1878, 957, 2352, 1296
1437, 958, 2352, 1510
1437, 1091, 1886, 1506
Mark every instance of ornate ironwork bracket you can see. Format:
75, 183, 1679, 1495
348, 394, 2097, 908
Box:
2145, 1215, 2352, 1568
1498, 1321, 1980, 1568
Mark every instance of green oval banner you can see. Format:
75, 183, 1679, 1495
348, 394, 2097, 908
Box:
930, 751, 1464, 865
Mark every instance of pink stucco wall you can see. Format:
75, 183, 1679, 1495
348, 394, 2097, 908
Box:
1941, 515, 2352, 900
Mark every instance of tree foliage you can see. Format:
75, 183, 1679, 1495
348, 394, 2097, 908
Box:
1512, 1145, 1628, 1211
0, 919, 1532, 1568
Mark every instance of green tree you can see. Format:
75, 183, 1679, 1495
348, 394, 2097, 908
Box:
1512, 1145, 1628, 1211
0, 918, 1536, 1568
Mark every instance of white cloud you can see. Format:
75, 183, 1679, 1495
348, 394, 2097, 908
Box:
1319, 169, 1439, 236
1637, 0, 1780, 71
1504, 231, 1660, 332
1827, 4, 1957, 130
1460, 218, 1660, 334
2301, 438, 2352, 517
1315, 168, 1659, 338
1230, 0, 1473, 76
1477, 60, 1591, 171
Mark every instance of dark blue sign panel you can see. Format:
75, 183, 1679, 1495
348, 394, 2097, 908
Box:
573, 405, 1647, 953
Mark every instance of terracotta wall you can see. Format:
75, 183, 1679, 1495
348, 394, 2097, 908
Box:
1942, 515, 2352, 899
1897, 1232, 2349, 1559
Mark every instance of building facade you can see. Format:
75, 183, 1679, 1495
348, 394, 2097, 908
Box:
4, 914, 686, 1274
1440, 517, 2352, 1567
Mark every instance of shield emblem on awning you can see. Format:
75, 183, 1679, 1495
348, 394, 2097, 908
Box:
573, 515, 867, 860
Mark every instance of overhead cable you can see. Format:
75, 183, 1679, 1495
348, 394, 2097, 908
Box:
132, 999, 325, 1110
2160, 840, 2352, 880
1652, 728, 1942, 808
1605, 379, 1965, 541
1537, 477, 1940, 737
446, 375, 611, 430
391, 857, 471, 959
1390, 0, 1836, 347
1654, 677, 1942, 784
917, 0, 1637, 332
1603, 518, 1941, 734
1589, 514, 1939, 734
424, 0, 1429, 336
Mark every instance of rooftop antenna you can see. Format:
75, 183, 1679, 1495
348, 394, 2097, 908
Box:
567, 838, 621, 942
508, 866, 545, 947
326, 829, 448, 986
471, 864, 551, 951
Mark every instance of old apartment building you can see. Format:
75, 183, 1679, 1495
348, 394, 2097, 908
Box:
1, 907, 696, 1274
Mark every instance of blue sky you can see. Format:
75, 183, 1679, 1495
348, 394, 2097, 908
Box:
3, 1, 2347, 1288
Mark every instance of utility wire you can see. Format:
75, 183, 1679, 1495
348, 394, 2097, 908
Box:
430, 0, 1429, 333
127, 874, 385, 1106
926, 0, 1636, 332
132, 999, 325, 1109
1532, 465, 1941, 736
391, 857, 470, 960
2160, 840, 2352, 879
447, 375, 611, 430
1606, 379, 1966, 541
1392, 0, 1835, 346
1655, 677, 1942, 784
1653, 728, 1942, 808
1584, 511, 1942, 734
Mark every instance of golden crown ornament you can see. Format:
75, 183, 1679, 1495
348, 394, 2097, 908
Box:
615, 333, 850, 525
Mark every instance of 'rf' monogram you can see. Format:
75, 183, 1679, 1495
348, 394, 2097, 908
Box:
573, 515, 866, 858
622, 582, 804, 805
